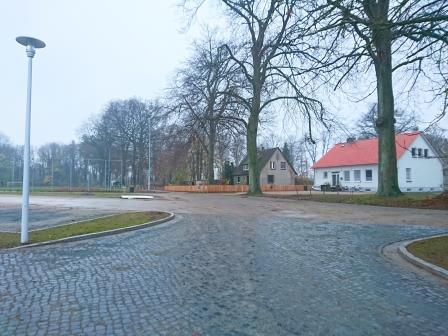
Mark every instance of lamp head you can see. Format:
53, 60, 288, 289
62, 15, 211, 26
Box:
16, 36, 46, 49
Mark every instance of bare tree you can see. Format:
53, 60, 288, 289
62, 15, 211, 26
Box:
229, 134, 246, 166
182, 0, 325, 194
355, 104, 419, 139
426, 125, 448, 163
311, 0, 448, 195
80, 98, 165, 188
0, 133, 15, 186
170, 33, 244, 184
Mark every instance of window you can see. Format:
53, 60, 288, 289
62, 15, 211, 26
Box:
424, 149, 428, 158
354, 170, 361, 182
237, 176, 241, 184
365, 169, 373, 182
411, 148, 416, 157
280, 162, 286, 170
418, 148, 422, 157
267, 175, 274, 184
406, 168, 412, 182
323, 171, 328, 179
344, 171, 350, 181
270, 161, 276, 170
242, 164, 248, 171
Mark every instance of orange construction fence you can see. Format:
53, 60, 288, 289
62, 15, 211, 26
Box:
164, 184, 309, 193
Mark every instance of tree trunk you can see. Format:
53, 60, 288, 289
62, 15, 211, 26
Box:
247, 113, 261, 194
374, 25, 401, 196
121, 146, 128, 187
247, 45, 263, 195
207, 121, 216, 184
131, 146, 137, 186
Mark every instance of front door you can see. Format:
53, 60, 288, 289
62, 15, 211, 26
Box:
332, 172, 340, 186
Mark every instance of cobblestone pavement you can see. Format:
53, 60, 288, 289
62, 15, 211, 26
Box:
1, 210, 448, 335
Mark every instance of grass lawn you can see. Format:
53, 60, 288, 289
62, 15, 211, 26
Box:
0, 211, 169, 249
408, 236, 448, 270
276, 192, 448, 210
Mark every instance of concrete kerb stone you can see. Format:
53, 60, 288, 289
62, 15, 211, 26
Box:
397, 233, 448, 280
8, 212, 175, 250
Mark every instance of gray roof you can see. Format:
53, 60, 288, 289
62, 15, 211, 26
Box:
233, 147, 297, 176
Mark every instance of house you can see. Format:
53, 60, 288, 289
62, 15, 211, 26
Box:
233, 147, 297, 185
312, 132, 444, 192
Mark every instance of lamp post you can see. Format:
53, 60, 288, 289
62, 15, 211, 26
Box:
148, 118, 151, 192
16, 36, 46, 244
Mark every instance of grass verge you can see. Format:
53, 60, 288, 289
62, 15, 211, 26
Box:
0, 211, 169, 249
407, 236, 448, 270
273, 192, 448, 210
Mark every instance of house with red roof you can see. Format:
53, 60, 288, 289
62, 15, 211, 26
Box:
311, 132, 444, 192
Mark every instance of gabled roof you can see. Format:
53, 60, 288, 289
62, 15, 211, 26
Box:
233, 147, 297, 176
312, 132, 421, 169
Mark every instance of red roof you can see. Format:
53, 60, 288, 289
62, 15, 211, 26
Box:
312, 132, 421, 169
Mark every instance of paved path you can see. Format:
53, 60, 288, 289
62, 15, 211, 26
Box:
0, 194, 447, 335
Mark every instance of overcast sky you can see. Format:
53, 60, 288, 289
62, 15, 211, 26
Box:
0, 0, 207, 146
1, 0, 446, 147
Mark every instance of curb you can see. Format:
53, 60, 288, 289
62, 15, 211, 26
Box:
9, 212, 175, 250
397, 234, 448, 280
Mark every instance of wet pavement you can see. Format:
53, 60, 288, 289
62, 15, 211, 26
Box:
0, 194, 447, 335
0, 203, 116, 232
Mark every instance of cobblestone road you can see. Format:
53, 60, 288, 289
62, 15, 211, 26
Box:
1, 210, 448, 335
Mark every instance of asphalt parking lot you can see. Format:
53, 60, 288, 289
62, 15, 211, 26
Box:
0, 203, 116, 232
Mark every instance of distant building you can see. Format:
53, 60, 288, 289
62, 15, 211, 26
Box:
312, 132, 444, 192
233, 147, 297, 185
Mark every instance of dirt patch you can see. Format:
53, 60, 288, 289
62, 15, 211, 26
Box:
420, 192, 448, 210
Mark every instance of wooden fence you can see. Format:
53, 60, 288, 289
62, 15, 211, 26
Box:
164, 184, 309, 193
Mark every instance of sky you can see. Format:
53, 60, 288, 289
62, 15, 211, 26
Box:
1, 0, 446, 147
0, 0, 208, 146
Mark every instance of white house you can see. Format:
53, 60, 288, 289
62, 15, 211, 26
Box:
312, 132, 444, 192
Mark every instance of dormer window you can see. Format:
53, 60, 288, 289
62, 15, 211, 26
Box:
243, 164, 248, 171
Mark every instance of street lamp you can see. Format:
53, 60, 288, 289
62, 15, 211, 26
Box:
16, 36, 46, 244
148, 117, 151, 192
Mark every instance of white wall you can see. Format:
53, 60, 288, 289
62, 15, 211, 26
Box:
314, 165, 378, 191
313, 135, 444, 192
397, 135, 444, 192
